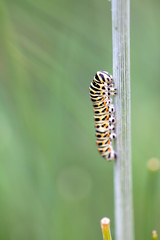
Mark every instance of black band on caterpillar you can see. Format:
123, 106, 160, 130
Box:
89, 71, 117, 161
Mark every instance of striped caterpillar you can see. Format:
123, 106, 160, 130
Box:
89, 71, 117, 161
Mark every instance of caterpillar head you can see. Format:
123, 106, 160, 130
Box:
94, 71, 113, 84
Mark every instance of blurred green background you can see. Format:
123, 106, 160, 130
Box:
0, 0, 160, 239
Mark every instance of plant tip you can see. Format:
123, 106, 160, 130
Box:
101, 217, 110, 227
152, 230, 158, 239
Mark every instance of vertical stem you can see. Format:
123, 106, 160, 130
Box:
111, 1, 134, 240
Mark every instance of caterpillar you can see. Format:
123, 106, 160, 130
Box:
89, 71, 117, 161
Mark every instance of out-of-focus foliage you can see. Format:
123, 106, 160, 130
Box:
0, 0, 160, 239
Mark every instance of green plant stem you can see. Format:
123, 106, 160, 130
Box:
111, 0, 134, 240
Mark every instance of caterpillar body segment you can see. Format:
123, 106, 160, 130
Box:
94, 105, 115, 115
96, 132, 116, 141
98, 145, 117, 161
94, 115, 116, 124
93, 98, 112, 108
96, 139, 111, 147
89, 71, 117, 161
90, 81, 117, 93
